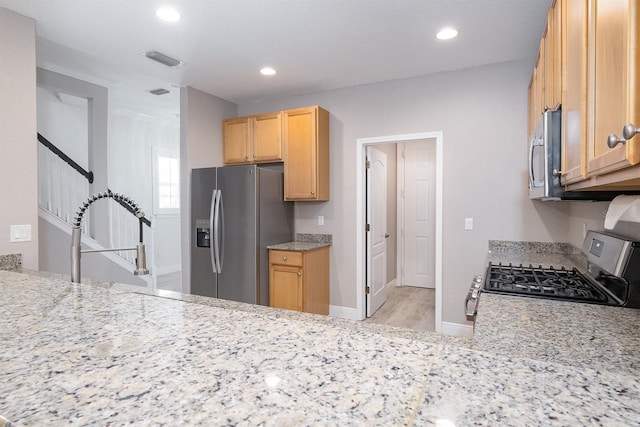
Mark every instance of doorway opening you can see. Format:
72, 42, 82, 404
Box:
356, 132, 443, 333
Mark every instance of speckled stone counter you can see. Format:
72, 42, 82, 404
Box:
1, 270, 639, 425
487, 240, 587, 270
268, 233, 332, 251
475, 240, 640, 376
0, 254, 21, 271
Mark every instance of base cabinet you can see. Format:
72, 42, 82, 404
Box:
269, 247, 329, 315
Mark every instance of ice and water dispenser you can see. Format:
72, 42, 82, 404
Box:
195, 219, 210, 248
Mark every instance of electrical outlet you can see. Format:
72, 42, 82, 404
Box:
318, 215, 324, 226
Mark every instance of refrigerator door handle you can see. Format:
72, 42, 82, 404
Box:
210, 189, 218, 273
218, 191, 225, 272
213, 189, 222, 273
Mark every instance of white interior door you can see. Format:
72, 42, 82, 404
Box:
366, 146, 388, 317
400, 141, 435, 288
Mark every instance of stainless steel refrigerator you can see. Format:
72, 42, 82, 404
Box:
191, 165, 294, 305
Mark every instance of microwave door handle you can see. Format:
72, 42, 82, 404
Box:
528, 137, 536, 187
529, 137, 545, 187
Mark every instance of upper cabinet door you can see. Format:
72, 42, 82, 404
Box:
252, 112, 282, 163
586, 0, 640, 177
561, 0, 588, 184
283, 107, 318, 199
223, 117, 251, 164
283, 106, 330, 201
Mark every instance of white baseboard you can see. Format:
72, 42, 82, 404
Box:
329, 304, 362, 320
441, 321, 474, 338
385, 278, 398, 288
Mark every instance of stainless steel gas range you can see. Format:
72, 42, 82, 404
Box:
466, 230, 640, 322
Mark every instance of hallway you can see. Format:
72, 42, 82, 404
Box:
364, 285, 435, 332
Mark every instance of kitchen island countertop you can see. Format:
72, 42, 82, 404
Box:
1, 269, 639, 425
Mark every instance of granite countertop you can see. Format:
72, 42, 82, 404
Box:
268, 232, 332, 251
268, 241, 331, 251
1, 269, 639, 425
475, 240, 640, 376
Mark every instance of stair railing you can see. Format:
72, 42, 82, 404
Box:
37, 133, 152, 273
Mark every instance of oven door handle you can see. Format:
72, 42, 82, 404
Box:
465, 275, 483, 321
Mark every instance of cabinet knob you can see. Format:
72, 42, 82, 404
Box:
607, 134, 626, 149
245, 155, 249, 160
283, 256, 287, 261
622, 123, 640, 141
297, 272, 301, 276
310, 191, 315, 195
608, 123, 640, 149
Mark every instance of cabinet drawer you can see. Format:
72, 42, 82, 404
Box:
269, 250, 303, 267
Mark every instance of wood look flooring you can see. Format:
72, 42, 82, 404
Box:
364, 285, 435, 332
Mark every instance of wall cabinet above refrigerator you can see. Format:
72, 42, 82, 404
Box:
222, 112, 282, 164
222, 105, 330, 201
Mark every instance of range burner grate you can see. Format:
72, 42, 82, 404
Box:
484, 263, 609, 303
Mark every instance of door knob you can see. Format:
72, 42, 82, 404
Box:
384, 233, 390, 238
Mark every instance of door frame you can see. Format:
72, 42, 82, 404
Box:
356, 132, 443, 333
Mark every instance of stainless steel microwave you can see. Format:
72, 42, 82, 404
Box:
529, 110, 562, 200
528, 110, 631, 201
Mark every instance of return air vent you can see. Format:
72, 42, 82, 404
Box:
144, 51, 184, 68
149, 88, 171, 96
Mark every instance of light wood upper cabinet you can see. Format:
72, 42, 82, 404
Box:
223, 117, 251, 164
561, 0, 588, 185
532, 0, 640, 190
547, 0, 562, 110
222, 112, 282, 165
252, 112, 282, 162
283, 106, 330, 201
269, 247, 329, 315
584, 0, 640, 179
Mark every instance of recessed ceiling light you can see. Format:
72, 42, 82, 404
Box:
260, 67, 276, 76
156, 7, 181, 22
436, 28, 458, 40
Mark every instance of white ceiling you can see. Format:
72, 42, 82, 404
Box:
1, 0, 551, 106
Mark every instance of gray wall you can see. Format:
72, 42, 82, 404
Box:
179, 86, 237, 293
237, 59, 574, 325
0, 9, 38, 269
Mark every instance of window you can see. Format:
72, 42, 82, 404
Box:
153, 148, 179, 214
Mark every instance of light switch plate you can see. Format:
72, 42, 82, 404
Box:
10, 224, 31, 242
464, 218, 473, 230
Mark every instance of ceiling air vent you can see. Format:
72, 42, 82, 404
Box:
149, 88, 171, 96
144, 51, 184, 68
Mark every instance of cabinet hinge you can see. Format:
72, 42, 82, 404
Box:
365, 223, 370, 232
366, 286, 370, 294
365, 160, 370, 169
